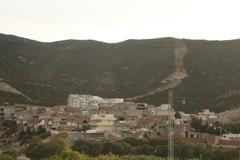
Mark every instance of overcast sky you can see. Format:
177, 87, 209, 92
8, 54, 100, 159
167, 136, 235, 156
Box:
0, 0, 239, 42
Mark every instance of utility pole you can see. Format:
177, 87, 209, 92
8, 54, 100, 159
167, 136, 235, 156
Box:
238, 150, 240, 160
168, 88, 174, 160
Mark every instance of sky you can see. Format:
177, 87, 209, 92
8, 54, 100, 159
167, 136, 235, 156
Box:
0, 0, 240, 43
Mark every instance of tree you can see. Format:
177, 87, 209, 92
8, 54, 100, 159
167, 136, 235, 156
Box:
61, 148, 87, 160
191, 117, 203, 131
26, 133, 70, 160
2, 149, 17, 160
43, 155, 63, 160
175, 143, 193, 160
0, 154, 15, 160
80, 125, 91, 133
174, 112, 181, 119
90, 154, 121, 160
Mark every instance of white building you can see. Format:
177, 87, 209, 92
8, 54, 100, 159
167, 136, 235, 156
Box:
0, 106, 15, 120
102, 98, 124, 106
198, 109, 217, 121
147, 104, 175, 117
159, 104, 171, 111
89, 114, 117, 132
67, 94, 124, 110
67, 94, 101, 110
179, 112, 191, 121
222, 134, 240, 140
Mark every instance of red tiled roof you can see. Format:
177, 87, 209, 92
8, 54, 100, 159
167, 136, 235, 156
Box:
137, 117, 155, 127
217, 139, 240, 146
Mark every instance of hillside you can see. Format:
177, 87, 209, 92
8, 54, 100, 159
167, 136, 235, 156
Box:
137, 39, 240, 112
0, 33, 174, 105
1, 33, 240, 113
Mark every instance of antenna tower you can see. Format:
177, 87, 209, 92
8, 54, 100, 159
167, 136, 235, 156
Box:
168, 88, 174, 160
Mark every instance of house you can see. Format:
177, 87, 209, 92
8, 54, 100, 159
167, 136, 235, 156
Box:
0, 105, 15, 120
177, 133, 220, 147
222, 134, 240, 140
179, 112, 191, 122
146, 105, 175, 117
174, 123, 192, 137
115, 115, 139, 133
107, 102, 144, 117
88, 114, 116, 133
15, 111, 38, 124
216, 139, 240, 148
136, 117, 155, 130
197, 109, 218, 123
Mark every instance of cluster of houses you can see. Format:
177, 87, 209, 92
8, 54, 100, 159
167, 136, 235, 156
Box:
1, 94, 240, 148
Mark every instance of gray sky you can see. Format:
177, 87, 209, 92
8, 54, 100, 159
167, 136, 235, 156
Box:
0, 0, 239, 42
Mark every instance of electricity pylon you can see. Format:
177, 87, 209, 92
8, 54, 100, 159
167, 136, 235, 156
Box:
168, 88, 174, 160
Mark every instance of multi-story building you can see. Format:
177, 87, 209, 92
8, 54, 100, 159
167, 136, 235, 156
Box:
147, 106, 175, 117
67, 94, 124, 110
0, 106, 15, 120
89, 114, 117, 132
67, 94, 81, 108
102, 98, 125, 106
107, 102, 144, 118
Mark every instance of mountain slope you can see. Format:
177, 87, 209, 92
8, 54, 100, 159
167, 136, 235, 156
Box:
137, 39, 240, 112
181, 39, 240, 112
128, 38, 188, 100
0, 33, 174, 105
1, 33, 240, 113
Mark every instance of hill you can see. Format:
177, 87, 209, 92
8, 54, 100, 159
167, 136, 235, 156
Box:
1, 33, 240, 113
137, 39, 240, 112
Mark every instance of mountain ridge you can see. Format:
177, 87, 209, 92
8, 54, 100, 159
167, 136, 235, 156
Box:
1, 33, 240, 113
2, 32, 240, 44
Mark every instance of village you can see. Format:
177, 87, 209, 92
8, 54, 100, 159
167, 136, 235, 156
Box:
1, 94, 240, 149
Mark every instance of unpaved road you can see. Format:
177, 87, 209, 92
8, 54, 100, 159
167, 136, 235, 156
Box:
0, 78, 33, 101
127, 39, 188, 101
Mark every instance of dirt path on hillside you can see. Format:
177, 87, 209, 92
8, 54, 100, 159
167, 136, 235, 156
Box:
0, 78, 33, 102
127, 39, 188, 101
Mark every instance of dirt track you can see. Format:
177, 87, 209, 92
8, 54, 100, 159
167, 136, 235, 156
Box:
127, 39, 188, 101
0, 79, 33, 102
